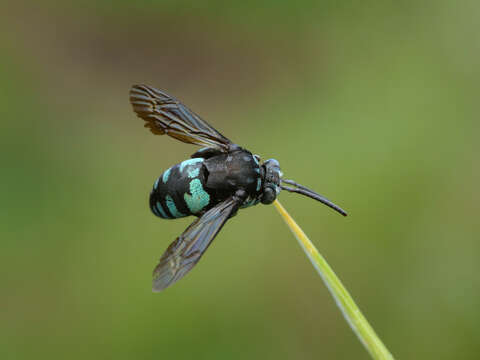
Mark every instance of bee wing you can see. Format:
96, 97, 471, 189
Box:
152, 197, 240, 291
130, 84, 234, 152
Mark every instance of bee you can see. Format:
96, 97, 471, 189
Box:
130, 85, 347, 291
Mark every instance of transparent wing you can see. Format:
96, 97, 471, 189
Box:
130, 84, 234, 151
152, 197, 240, 291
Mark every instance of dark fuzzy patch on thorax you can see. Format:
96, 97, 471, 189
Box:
203, 150, 263, 201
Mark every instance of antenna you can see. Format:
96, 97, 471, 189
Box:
281, 179, 347, 217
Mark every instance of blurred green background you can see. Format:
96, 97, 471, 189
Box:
2, 1, 479, 359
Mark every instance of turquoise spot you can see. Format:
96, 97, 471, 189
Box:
165, 195, 186, 218
187, 167, 200, 178
179, 158, 203, 173
256, 178, 262, 191
253, 155, 260, 165
254, 168, 260, 174
156, 201, 169, 218
184, 179, 210, 213
153, 177, 160, 189
162, 167, 172, 183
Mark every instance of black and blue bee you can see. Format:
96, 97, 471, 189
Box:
129, 84, 347, 291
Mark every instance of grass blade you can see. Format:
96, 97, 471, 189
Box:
273, 200, 394, 360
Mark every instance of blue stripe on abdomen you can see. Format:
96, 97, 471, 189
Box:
155, 202, 170, 218
165, 195, 187, 218
179, 158, 203, 172
150, 200, 170, 219
150, 158, 208, 219
162, 167, 172, 183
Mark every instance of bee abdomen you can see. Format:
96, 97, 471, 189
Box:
149, 158, 213, 219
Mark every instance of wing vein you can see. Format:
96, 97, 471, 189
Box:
130, 84, 234, 152
152, 197, 240, 291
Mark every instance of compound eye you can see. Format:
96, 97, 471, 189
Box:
264, 158, 280, 169
261, 186, 277, 204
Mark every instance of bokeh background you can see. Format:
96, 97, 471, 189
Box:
2, 1, 479, 359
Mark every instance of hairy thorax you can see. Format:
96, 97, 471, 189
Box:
203, 150, 263, 198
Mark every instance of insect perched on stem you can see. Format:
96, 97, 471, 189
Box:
130, 84, 347, 291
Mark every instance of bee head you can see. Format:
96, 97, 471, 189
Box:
261, 158, 282, 204
258, 157, 347, 216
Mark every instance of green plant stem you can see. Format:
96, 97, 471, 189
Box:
273, 200, 394, 360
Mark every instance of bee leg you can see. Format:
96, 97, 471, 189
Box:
229, 189, 248, 218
